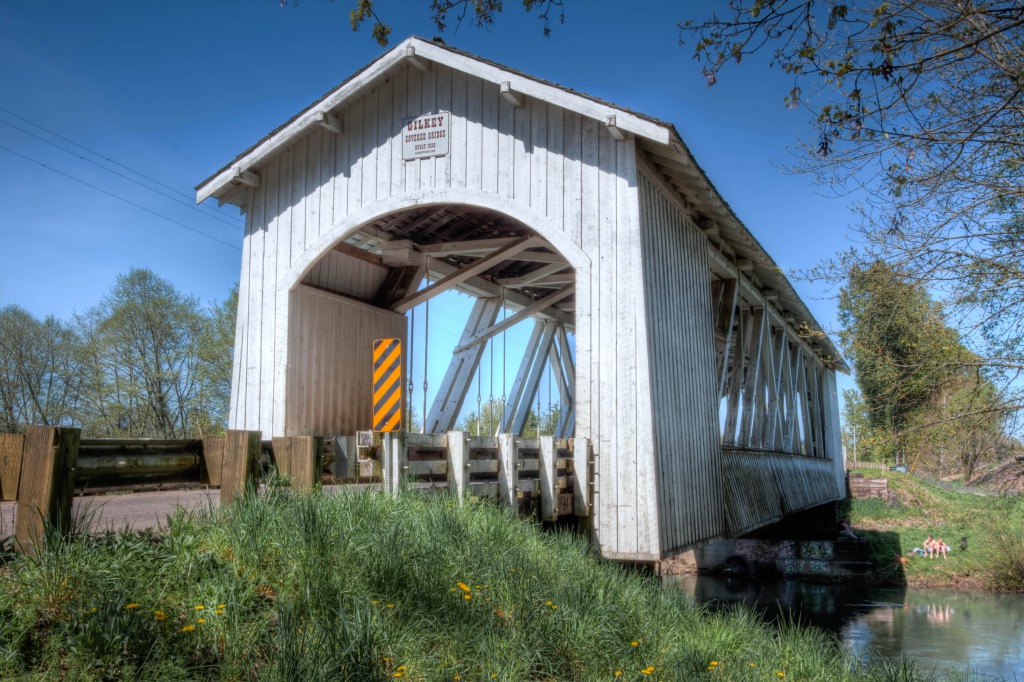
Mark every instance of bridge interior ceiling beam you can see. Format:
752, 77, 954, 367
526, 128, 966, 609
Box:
311, 204, 577, 328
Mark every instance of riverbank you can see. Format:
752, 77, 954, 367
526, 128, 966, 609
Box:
847, 468, 1024, 592
0, 485, 984, 681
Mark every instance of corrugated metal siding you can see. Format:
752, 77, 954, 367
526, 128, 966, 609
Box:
229, 63, 656, 559
285, 286, 406, 436
637, 172, 727, 554
722, 448, 841, 536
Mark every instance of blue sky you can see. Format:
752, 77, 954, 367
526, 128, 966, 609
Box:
0, 0, 860, 422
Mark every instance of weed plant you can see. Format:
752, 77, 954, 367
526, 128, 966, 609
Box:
0, 485, 1005, 680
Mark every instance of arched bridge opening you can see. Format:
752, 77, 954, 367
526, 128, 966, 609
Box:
283, 202, 581, 510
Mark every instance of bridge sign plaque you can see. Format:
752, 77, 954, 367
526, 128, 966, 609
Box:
372, 338, 403, 432
402, 112, 449, 160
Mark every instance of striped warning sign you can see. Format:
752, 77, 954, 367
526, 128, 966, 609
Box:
372, 338, 402, 433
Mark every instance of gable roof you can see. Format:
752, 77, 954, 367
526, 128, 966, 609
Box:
195, 36, 846, 371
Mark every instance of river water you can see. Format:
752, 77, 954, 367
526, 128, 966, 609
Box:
667, 575, 1024, 680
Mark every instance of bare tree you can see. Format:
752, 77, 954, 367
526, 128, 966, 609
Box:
0, 305, 82, 432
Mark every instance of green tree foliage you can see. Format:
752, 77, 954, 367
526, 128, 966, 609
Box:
457, 397, 561, 436
0, 306, 82, 432
839, 262, 1009, 476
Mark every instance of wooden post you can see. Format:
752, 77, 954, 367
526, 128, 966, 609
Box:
14, 426, 80, 554
447, 431, 467, 501
539, 435, 557, 521
272, 436, 323, 491
572, 437, 591, 517
0, 432, 25, 502
498, 433, 518, 509
201, 435, 226, 487
219, 430, 261, 505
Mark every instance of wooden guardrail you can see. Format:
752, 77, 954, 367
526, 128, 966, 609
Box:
844, 460, 888, 471
1, 427, 594, 555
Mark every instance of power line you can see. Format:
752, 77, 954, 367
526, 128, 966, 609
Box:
0, 144, 240, 251
0, 118, 243, 232
0, 106, 244, 225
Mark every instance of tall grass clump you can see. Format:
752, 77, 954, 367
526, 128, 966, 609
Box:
0, 485, 996, 680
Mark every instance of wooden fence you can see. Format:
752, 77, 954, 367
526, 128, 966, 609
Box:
1, 427, 593, 555
843, 460, 888, 471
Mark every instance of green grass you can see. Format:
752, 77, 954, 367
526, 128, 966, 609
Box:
0, 484, 1003, 681
847, 468, 1024, 591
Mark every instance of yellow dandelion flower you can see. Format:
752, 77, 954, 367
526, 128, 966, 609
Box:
551, 605, 558, 610
195, 605, 205, 611
386, 603, 394, 609
454, 676, 460, 681
492, 674, 498, 679
641, 666, 654, 676
125, 602, 140, 610
181, 625, 195, 633
457, 582, 471, 592
396, 666, 406, 672
545, 600, 553, 606
614, 672, 623, 678
778, 673, 786, 678
197, 618, 206, 624
750, 662, 757, 667
217, 604, 225, 609
463, 594, 472, 600
393, 674, 403, 679
475, 585, 481, 589
630, 641, 639, 647
154, 611, 167, 622
710, 661, 718, 666
372, 600, 380, 605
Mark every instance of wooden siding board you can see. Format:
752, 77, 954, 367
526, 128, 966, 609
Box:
420, 64, 436, 189
530, 100, 547, 215
451, 69, 468, 189
348, 93, 364, 210
466, 75, 484, 191
377, 75, 393, 203
597, 125, 620, 553
547, 105, 564, 226
637, 171, 726, 554
435, 65, 452, 188
362, 86, 379, 206
258, 156, 280, 435
481, 79, 498, 194
404, 65, 421, 192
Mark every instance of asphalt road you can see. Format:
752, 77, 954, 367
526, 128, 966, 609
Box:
2, 489, 219, 540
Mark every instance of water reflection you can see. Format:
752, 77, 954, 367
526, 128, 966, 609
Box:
667, 575, 1024, 679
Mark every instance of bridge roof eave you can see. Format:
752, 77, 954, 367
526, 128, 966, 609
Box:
642, 128, 849, 374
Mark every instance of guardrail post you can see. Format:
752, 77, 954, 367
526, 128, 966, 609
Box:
498, 433, 518, 510
201, 435, 226, 486
539, 435, 557, 521
14, 426, 80, 554
447, 431, 467, 501
272, 436, 323, 491
0, 432, 25, 502
220, 430, 261, 505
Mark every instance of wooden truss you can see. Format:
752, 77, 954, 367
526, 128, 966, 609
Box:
710, 256, 836, 458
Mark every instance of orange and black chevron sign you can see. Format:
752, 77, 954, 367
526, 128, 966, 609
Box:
372, 338, 403, 433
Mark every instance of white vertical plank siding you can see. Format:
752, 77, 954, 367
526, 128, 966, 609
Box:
637, 171, 727, 553
451, 69, 468, 188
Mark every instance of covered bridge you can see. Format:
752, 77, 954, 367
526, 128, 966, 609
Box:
196, 37, 848, 563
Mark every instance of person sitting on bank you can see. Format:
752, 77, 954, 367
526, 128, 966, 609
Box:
923, 535, 936, 558
934, 538, 950, 559
838, 517, 863, 541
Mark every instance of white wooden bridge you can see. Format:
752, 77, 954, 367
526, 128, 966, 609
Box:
195, 37, 848, 563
